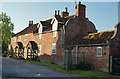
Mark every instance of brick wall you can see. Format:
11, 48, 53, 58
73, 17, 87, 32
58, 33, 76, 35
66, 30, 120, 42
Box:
109, 23, 120, 57
11, 30, 64, 65
72, 45, 110, 72
33, 30, 64, 65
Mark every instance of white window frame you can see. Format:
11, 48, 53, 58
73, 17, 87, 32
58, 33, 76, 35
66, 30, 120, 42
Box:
52, 43, 56, 55
97, 47, 102, 57
39, 33, 41, 39
14, 37, 16, 42
25, 34, 27, 41
53, 31, 57, 37
13, 47, 15, 52
38, 45, 41, 55
28, 49, 31, 55
19, 36, 21, 41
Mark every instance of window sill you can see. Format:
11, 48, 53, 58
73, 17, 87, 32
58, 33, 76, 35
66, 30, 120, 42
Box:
97, 56, 102, 58
53, 36, 56, 38
51, 53, 56, 56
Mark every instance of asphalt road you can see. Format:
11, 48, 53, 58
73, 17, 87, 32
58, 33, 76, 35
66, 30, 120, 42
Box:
2, 57, 90, 79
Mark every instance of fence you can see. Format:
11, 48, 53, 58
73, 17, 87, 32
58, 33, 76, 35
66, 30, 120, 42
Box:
112, 57, 120, 75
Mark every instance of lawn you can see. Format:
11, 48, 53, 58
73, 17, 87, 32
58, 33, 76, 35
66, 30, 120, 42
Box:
24, 59, 120, 78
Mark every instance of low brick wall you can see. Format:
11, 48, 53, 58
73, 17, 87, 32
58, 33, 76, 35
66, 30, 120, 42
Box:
38, 54, 64, 65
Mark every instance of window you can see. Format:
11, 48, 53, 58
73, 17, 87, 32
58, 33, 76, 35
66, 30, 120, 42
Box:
14, 48, 15, 52
97, 47, 102, 57
52, 43, 56, 55
39, 33, 41, 39
25, 34, 27, 41
28, 49, 31, 55
19, 36, 21, 41
14, 37, 16, 42
53, 31, 57, 37
38, 45, 41, 55
16, 48, 18, 53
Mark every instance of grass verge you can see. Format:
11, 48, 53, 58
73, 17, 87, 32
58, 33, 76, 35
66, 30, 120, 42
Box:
24, 59, 120, 78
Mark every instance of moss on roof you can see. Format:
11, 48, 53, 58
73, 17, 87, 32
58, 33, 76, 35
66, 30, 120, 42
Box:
83, 30, 114, 40
68, 30, 114, 45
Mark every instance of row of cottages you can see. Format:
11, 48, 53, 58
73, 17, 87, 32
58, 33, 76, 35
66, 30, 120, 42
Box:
8, 2, 120, 72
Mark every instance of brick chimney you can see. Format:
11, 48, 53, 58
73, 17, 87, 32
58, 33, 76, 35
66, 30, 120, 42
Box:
61, 7, 69, 17
76, 2, 86, 19
58, 10, 60, 15
54, 10, 57, 16
28, 20, 33, 26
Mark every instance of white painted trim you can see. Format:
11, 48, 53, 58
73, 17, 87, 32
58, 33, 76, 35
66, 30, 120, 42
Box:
52, 43, 56, 55
25, 34, 27, 41
39, 33, 41, 39
52, 43, 56, 46
58, 22, 64, 24
53, 31, 57, 37
19, 36, 21, 41
38, 45, 41, 55
97, 47, 102, 57
51, 17, 57, 24
14, 37, 16, 42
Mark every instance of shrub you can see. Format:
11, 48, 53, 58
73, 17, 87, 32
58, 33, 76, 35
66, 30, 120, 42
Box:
8, 55, 12, 58
2, 54, 6, 57
76, 60, 91, 70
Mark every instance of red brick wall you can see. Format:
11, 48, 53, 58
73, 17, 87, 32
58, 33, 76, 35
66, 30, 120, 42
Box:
109, 24, 120, 57
33, 30, 64, 65
11, 33, 34, 58
72, 45, 110, 72
11, 30, 64, 65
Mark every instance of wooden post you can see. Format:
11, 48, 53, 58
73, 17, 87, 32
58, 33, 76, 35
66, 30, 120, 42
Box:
76, 45, 79, 64
64, 46, 73, 69
110, 56, 113, 73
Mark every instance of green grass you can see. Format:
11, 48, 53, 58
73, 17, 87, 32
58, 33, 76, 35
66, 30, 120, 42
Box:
24, 60, 120, 78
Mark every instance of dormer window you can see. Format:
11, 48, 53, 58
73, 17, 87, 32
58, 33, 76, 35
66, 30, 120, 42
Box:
25, 34, 27, 41
19, 36, 21, 41
14, 37, 16, 42
51, 17, 58, 31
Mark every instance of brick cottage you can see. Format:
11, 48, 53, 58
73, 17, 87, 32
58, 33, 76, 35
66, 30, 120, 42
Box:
8, 2, 120, 72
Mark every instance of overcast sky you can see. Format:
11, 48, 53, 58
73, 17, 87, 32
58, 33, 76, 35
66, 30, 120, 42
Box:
1, 2, 118, 33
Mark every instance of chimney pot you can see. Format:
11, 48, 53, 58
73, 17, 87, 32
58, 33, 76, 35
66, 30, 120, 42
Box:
58, 10, 60, 15
65, 7, 67, 12
79, 1, 81, 5
76, 2, 86, 19
28, 20, 33, 26
55, 10, 57, 15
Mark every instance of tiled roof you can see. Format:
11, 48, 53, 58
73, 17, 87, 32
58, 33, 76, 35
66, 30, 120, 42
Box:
40, 21, 52, 32
12, 14, 76, 37
27, 41, 38, 50
12, 23, 38, 37
68, 30, 114, 45
40, 21, 52, 27
55, 15, 67, 22
65, 14, 76, 20
44, 18, 52, 22
42, 14, 76, 31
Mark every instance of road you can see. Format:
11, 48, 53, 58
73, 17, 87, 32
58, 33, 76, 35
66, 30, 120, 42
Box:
2, 57, 90, 79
